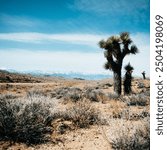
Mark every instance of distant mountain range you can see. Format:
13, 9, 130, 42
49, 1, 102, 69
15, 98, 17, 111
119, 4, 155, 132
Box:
4, 69, 112, 80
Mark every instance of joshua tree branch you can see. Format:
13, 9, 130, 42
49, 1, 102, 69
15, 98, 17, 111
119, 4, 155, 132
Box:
106, 55, 118, 72
121, 43, 130, 58
121, 49, 130, 59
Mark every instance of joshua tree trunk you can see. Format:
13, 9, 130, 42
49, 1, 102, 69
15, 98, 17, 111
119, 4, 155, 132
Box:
113, 70, 122, 95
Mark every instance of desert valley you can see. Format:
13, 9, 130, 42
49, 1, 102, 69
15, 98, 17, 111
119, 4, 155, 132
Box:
0, 70, 150, 150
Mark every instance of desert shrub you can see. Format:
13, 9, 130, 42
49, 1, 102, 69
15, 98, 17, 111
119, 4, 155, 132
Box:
64, 88, 82, 102
51, 87, 109, 103
55, 121, 73, 134
50, 87, 69, 99
50, 87, 82, 102
107, 93, 120, 100
51, 87, 108, 103
143, 88, 150, 96
0, 95, 56, 145
97, 83, 112, 89
64, 101, 101, 128
103, 83, 112, 87
26, 89, 46, 97
112, 107, 150, 120
0, 93, 18, 100
123, 93, 149, 106
112, 107, 129, 119
137, 82, 145, 88
84, 88, 100, 102
84, 88, 106, 102
107, 117, 150, 150
128, 109, 150, 120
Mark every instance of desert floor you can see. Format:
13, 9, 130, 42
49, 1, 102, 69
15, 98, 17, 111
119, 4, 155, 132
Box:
0, 75, 150, 150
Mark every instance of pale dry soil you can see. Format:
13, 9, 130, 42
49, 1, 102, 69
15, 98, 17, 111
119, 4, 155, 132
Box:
0, 77, 149, 150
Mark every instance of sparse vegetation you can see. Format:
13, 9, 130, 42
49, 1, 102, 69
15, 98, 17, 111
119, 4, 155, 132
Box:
84, 88, 107, 102
112, 106, 149, 120
0, 93, 18, 100
123, 93, 149, 106
138, 82, 145, 88
50, 87, 82, 102
26, 89, 46, 97
107, 93, 120, 99
50, 87, 108, 103
0, 75, 150, 150
107, 117, 150, 150
61, 100, 102, 128
0, 94, 56, 145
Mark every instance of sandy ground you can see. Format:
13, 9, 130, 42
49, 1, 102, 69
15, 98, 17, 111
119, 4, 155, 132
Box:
0, 77, 150, 150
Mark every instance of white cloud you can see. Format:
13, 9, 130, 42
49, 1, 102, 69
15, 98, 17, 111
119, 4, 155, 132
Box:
0, 32, 107, 47
0, 32, 150, 76
0, 32, 149, 48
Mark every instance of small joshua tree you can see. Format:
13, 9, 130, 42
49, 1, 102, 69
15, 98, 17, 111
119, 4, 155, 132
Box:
124, 63, 134, 95
99, 32, 138, 95
142, 71, 146, 79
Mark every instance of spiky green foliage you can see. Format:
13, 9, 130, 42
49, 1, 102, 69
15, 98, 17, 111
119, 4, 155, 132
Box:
99, 40, 106, 48
99, 32, 139, 72
130, 45, 138, 54
104, 62, 110, 70
124, 63, 134, 72
120, 32, 132, 45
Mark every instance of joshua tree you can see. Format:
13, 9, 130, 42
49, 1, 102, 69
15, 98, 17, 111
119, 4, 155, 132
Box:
142, 71, 146, 79
123, 63, 134, 95
99, 32, 138, 95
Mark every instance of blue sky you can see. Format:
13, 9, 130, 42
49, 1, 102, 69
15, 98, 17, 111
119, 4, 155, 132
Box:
0, 0, 150, 76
